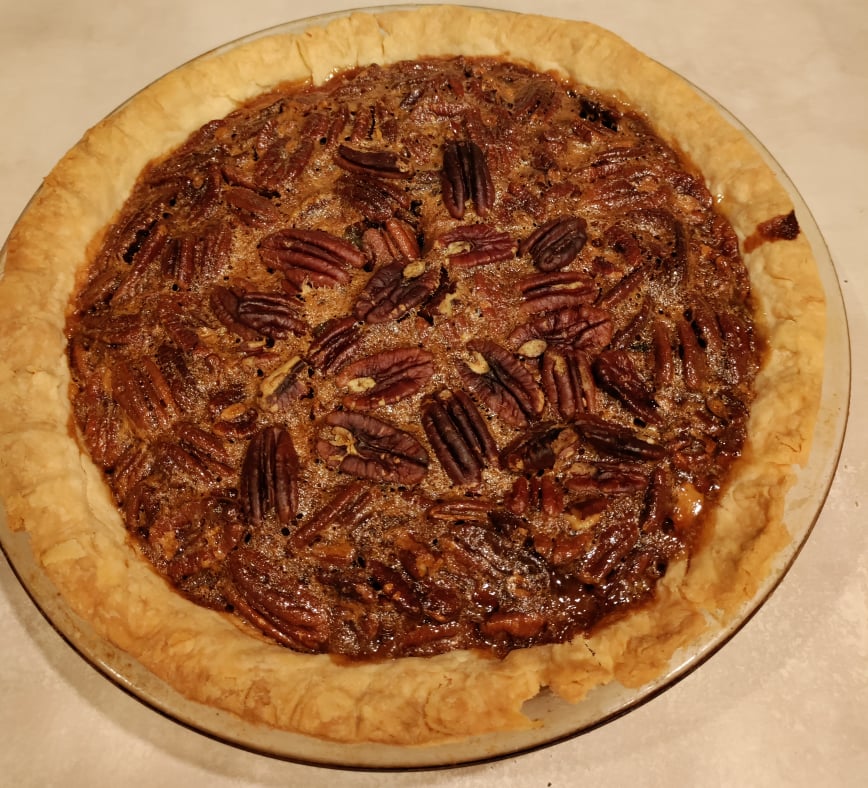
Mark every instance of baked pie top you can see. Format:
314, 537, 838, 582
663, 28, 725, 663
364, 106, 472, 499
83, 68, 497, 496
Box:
0, 7, 825, 746
66, 55, 761, 660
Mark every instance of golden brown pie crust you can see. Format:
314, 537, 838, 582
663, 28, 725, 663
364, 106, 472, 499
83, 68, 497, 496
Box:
0, 6, 824, 745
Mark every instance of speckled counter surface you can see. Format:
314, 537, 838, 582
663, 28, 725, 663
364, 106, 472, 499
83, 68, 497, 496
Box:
1, 0, 865, 784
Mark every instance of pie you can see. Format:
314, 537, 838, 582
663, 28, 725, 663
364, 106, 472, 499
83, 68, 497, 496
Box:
0, 6, 825, 746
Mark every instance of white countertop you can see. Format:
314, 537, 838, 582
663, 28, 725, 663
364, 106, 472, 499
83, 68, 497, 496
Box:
1, 0, 865, 784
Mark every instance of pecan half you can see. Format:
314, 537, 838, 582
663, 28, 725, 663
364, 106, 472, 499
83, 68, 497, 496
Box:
162, 224, 232, 291
213, 403, 259, 438
111, 223, 172, 303
501, 423, 565, 473
74, 378, 131, 469
512, 80, 559, 121
77, 312, 145, 346
572, 414, 666, 461
564, 461, 650, 495
460, 339, 545, 428
441, 140, 494, 219
176, 422, 234, 476
226, 551, 329, 652
307, 316, 362, 374
368, 559, 423, 615
578, 517, 640, 586
717, 310, 756, 384
541, 348, 596, 419
518, 270, 597, 313
259, 356, 313, 410
437, 224, 515, 268
111, 358, 178, 435
508, 305, 613, 353
259, 228, 365, 289
338, 171, 412, 222
593, 349, 660, 424
240, 425, 300, 527
289, 481, 373, 550
223, 186, 281, 227
426, 498, 494, 522
519, 216, 588, 271
353, 259, 440, 323
335, 144, 410, 179
505, 474, 564, 518
417, 266, 455, 325
361, 218, 420, 265
685, 300, 724, 358
317, 411, 429, 484
254, 111, 338, 191
652, 319, 675, 387
676, 316, 709, 392
210, 286, 307, 341
337, 347, 434, 410
421, 389, 498, 484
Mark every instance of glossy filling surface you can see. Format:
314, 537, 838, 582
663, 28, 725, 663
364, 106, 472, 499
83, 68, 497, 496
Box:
66, 57, 759, 658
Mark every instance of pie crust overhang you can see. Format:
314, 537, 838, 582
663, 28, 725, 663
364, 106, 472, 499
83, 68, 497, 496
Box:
0, 6, 825, 745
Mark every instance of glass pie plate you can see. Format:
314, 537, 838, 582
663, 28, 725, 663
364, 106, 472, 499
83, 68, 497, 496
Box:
0, 5, 851, 771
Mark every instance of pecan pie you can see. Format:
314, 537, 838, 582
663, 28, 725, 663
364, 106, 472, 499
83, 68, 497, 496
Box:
0, 7, 825, 746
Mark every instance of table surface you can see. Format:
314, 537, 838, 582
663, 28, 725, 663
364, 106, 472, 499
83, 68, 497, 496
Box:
1, 0, 866, 785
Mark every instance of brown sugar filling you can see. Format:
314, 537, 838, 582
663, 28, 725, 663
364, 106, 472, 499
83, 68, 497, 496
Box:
65, 57, 760, 659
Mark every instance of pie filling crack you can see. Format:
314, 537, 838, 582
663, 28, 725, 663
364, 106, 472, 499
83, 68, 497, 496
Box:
67, 56, 764, 659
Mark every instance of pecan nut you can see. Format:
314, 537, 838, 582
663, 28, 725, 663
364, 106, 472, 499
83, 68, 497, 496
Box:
717, 310, 757, 385
338, 171, 412, 222
504, 474, 564, 518
289, 481, 373, 550
240, 425, 300, 527
426, 498, 494, 522
441, 140, 494, 219
564, 461, 650, 495
572, 413, 666, 461
436, 224, 515, 268
335, 144, 411, 179
259, 228, 366, 289
652, 319, 675, 387
353, 259, 440, 323
577, 517, 640, 586
541, 348, 596, 419
500, 423, 566, 474
163, 225, 232, 291
508, 305, 613, 354
518, 270, 597, 313
361, 218, 420, 265
210, 286, 307, 340
111, 358, 178, 434
317, 411, 429, 484
223, 186, 281, 227
592, 349, 660, 423
226, 551, 329, 652
307, 317, 363, 374
512, 80, 559, 121
337, 347, 435, 410
676, 314, 709, 391
259, 356, 313, 410
459, 339, 545, 428
421, 389, 498, 485
519, 216, 588, 271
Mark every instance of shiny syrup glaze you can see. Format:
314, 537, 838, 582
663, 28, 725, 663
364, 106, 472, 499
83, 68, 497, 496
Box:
66, 57, 760, 658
